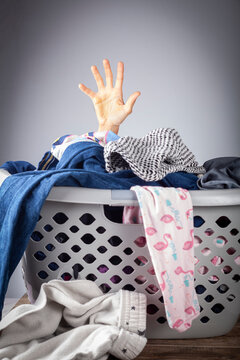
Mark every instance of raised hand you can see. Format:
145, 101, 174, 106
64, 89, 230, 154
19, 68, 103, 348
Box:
78, 59, 141, 134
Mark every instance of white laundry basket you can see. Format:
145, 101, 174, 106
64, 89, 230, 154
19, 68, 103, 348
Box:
22, 187, 240, 339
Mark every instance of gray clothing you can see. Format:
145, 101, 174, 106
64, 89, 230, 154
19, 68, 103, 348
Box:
197, 157, 240, 189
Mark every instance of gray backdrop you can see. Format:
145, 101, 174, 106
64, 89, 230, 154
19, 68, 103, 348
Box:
1, 0, 239, 298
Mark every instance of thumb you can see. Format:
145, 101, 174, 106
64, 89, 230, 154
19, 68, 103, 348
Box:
125, 91, 141, 114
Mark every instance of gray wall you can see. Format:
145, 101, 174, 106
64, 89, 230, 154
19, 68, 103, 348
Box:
1, 0, 240, 298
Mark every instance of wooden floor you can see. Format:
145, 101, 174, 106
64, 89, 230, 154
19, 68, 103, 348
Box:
13, 295, 240, 360
134, 319, 240, 360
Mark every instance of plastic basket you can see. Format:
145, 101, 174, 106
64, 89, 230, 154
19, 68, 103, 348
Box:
22, 187, 240, 339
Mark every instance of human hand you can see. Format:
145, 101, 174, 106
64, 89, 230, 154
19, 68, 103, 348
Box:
78, 59, 141, 134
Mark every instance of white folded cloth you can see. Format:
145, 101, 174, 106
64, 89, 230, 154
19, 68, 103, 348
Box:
0, 279, 147, 360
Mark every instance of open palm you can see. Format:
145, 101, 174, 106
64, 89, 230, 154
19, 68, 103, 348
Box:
79, 59, 141, 134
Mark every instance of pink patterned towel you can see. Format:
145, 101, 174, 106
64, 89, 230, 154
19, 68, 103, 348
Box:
123, 186, 200, 332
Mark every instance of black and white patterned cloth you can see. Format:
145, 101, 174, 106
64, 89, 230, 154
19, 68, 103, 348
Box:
104, 128, 205, 181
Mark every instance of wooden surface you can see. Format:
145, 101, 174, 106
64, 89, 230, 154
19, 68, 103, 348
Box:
13, 294, 240, 360
135, 319, 240, 360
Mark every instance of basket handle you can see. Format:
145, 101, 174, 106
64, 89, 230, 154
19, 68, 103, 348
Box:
46, 187, 240, 207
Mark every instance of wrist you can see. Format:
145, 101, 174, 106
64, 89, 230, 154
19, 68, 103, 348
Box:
98, 124, 120, 135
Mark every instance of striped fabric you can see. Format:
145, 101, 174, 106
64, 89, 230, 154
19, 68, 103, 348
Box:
38, 151, 58, 170
104, 128, 205, 181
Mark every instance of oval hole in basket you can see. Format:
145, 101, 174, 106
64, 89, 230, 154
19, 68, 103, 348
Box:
159, 296, 164, 303
230, 228, 239, 236
134, 256, 148, 266
194, 236, 202, 247
110, 275, 122, 284
193, 216, 205, 228
97, 264, 109, 273
213, 236, 228, 247
134, 236, 146, 247
109, 255, 122, 265
31, 231, 43, 242
226, 247, 236, 255
208, 275, 219, 284
122, 265, 134, 274
197, 266, 209, 275
122, 284, 135, 291
86, 273, 97, 281
147, 304, 159, 315
201, 248, 211, 256
145, 284, 159, 294
123, 247, 133, 255
234, 256, 240, 265
81, 233, 96, 245
200, 316, 210, 323
215, 216, 231, 228
211, 303, 225, 314
69, 225, 79, 233
204, 295, 214, 303
38, 270, 49, 279
135, 275, 147, 285
83, 254, 96, 264
58, 253, 71, 263
52, 212, 68, 224
72, 263, 83, 273
227, 294, 236, 302
79, 213, 95, 225
71, 245, 81, 253
34, 251, 46, 261
221, 266, 232, 274
194, 256, 200, 265
48, 262, 59, 271
96, 226, 106, 234
55, 232, 69, 244
211, 256, 223, 266
61, 273, 72, 281
205, 228, 214, 236
147, 267, 155, 275
232, 274, 240, 282
157, 316, 167, 324
217, 284, 229, 294
44, 224, 53, 232
108, 236, 122, 247
99, 283, 111, 293
195, 285, 207, 294
97, 246, 107, 254
45, 243, 55, 252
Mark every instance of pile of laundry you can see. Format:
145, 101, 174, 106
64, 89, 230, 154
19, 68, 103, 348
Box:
0, 128, 239, 359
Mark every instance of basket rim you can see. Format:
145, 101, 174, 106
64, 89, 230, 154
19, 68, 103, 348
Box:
46, 187, 240, 207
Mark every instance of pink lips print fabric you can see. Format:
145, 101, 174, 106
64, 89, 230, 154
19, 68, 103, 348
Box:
160, 214, 183, 230
145, 227, 157, 236
124, 186, 200, 333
